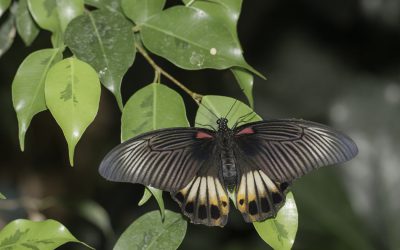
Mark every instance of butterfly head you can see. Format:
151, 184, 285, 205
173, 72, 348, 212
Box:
217, 118, 229, 131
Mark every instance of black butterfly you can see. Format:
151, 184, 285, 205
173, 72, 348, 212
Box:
99, 117, 358, 227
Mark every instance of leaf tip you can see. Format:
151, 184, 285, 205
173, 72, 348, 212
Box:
116, 95, 124, 111
18, 123, 27, 152
68, 144, 75, 167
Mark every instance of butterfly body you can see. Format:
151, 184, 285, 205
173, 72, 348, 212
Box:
215, 118, 239, 189
99, 117, 358, 227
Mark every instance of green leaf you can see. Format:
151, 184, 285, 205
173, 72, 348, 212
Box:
141, 6, 262, 77
55, 0, 84, 33
121, 0, 166, 25
231, 67, 254, 107
27, 0, 84, 33
76, 200, 114, 238
0, 192, 5, 199
44, 57, 101, 166
254, 192, 298, 250
114, 210, 187, 250
15, 0, 40, 46
50, 29, 64, 48
195, 95, 261, 129
84, 0, 122, 12
27, 0, 58, 31
0, 6, 16, 58
138, 188, 152, 206
12, 48, 62, 151
138, 187, 165, 220
183, 0, 242, 40
0, 0, 11, 17
121, 83, 189, 140
0, 219, 93, 249
65, 9, 136, 110
182, 0, 262, 94
148, 191, 164, 218
121, 83, 189, 215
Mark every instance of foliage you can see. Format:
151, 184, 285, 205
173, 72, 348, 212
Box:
0, 219, 92, 249
1, 0, 298, 249
114, 210, 187, 250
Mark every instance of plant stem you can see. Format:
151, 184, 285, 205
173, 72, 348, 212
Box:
185, 0, 196, 7
135, 42, 203, 104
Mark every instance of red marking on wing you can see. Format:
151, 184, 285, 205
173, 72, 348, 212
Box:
236, 127, 255, 135
196, 131, 214, 139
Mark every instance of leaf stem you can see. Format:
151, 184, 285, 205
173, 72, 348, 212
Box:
185, 0, 196, 7
153, 69, 161, 83
135, 42, 203, 104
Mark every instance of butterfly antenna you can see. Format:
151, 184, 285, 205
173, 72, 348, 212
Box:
199, 101, 220, 120
195, 122, 216, 131
196, 108, 215, 124
241, 113, 257, 124
224, 99, 238, 119
233, 110, 256, 129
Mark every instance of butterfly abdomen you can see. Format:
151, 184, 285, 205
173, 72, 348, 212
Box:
220, 148, 237, 189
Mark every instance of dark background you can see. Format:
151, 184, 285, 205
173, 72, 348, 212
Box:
1, 0, 400, 249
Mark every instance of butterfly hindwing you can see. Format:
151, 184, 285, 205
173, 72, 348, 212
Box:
235, 154, 290, 222
234, 119, 358, 183
172, 175, 229, 227
99, 127, 216, 191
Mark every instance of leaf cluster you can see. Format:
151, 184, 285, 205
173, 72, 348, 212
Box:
0, 0, 298, 249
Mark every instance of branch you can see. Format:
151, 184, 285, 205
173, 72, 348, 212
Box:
135, 42, 203, 104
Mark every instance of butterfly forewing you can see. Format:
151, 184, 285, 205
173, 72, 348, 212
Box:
99, 117, 358, 227
233, 119, 358, 183
99, 127, 216, 191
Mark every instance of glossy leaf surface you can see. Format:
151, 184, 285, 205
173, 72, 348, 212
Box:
114, 210, 187, 250
45, 58, 101, 166
195, 95, 260, 129
183, 0, 242, 39
141, 6, 259, 75
15, 0, 39, 46
65, 9, 135, 109
121, 83, 189, 140
0, 0, 11, 17
27, 0, 84, 33
121, 0, 165, 24
0, 219, 93, 249
84, 0, 122, 12
0, 6, 16, 58
12, 48, 62, 151
232, 67, 254, 107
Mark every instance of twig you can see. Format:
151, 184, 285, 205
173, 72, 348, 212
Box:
185, 0, 196, 7
135, 42, 203, 104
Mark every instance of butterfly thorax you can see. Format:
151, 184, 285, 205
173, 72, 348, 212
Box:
216, 118, 237, 189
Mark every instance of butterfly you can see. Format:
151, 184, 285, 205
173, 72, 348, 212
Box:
99, 116, 358, 227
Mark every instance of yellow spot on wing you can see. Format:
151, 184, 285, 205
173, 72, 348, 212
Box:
215, 178, 229, 214
236, 174, 247, 212
187, 177, 200, 202
207, 177, 218, 206
259, 170, 278, 192
199, 177, 207, 203
246, 172, 256, 201
180, 177, 195, 195
253, 171, 267, 196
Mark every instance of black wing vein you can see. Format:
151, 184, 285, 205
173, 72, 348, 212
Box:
99, 128, 215, 191
234, 119, 358, 182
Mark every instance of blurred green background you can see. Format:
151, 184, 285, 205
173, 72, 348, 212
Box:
1, 0, 399, 249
